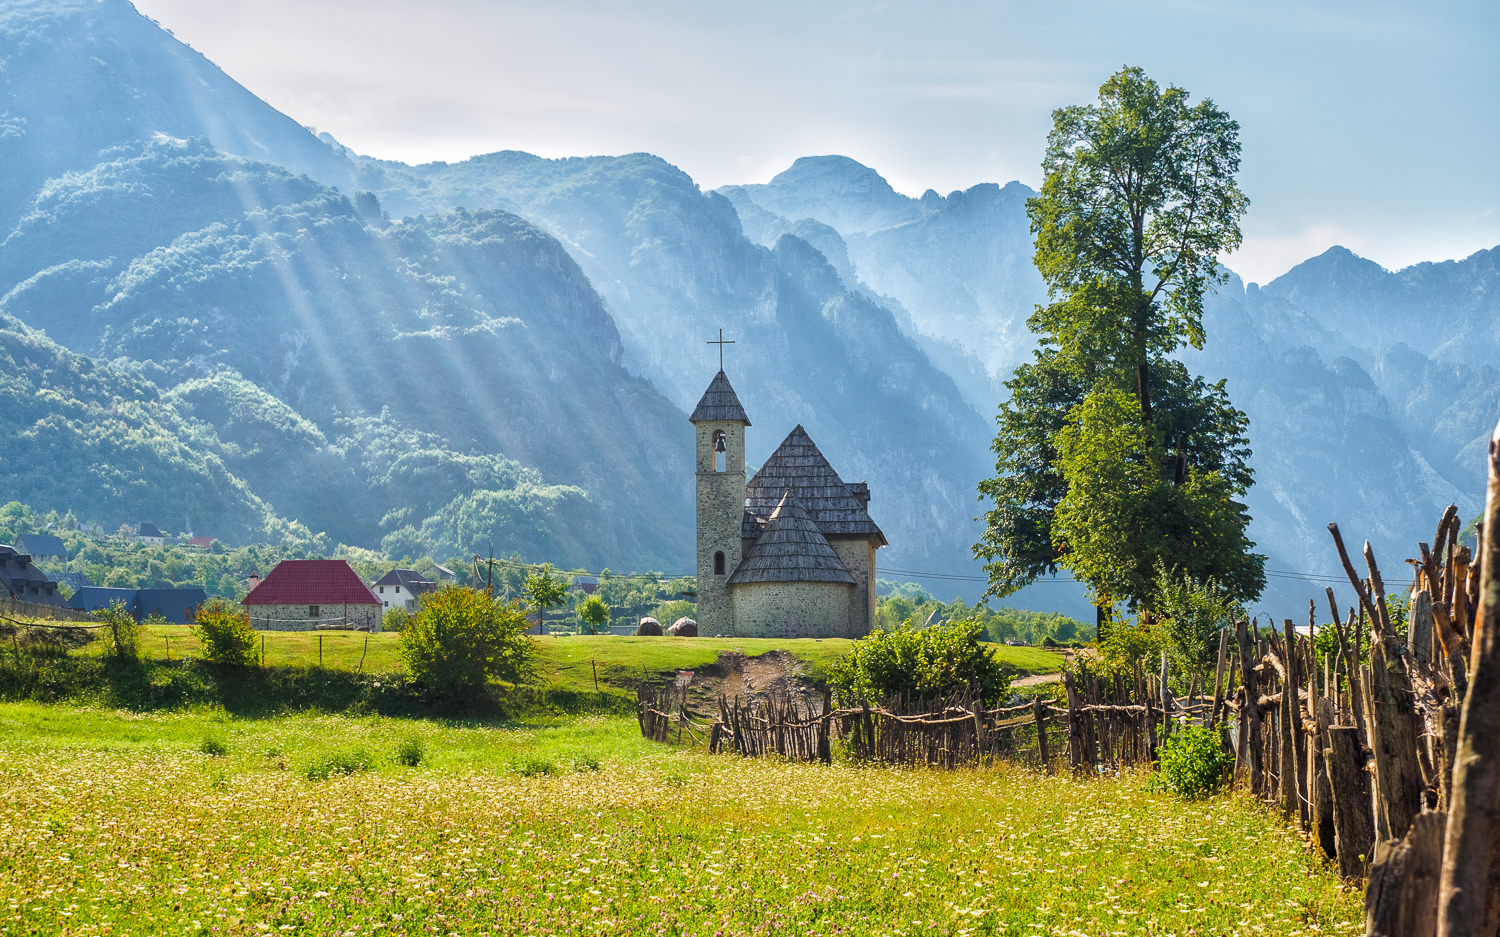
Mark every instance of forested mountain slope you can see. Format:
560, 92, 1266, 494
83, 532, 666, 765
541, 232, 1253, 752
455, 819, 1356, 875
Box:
0, 314, 274, 543
0, 136, 691, 568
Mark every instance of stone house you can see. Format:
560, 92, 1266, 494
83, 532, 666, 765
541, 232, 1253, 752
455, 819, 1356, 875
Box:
691, 369, 886, 638
242, 560, 383, 631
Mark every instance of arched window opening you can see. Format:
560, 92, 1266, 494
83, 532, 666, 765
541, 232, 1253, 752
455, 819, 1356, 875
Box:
714, 551, 726, 575
713, 431, 727, 472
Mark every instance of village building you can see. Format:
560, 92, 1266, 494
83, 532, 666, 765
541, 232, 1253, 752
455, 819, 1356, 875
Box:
134, 522, 166, 546
49, 571, 94, 593
0, 545, 66, 607
69, 586, 208, 622
242, 560, 383, 631
14, 533, 67, 562
371, 568, 436, 611
691, 369, 885, 638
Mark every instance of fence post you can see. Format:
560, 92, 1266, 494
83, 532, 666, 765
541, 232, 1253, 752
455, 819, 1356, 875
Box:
1034, 695, 1051, 775
1438, 418, 1500, 936
1235, 618, 1263, 793
1062, 670, 1083, 772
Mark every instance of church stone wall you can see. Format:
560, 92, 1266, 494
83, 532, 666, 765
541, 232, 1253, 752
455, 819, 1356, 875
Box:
246, 603, 382, 632
731, 581, 855, 638
695, 420, 746, 636
829, 538, 877, 637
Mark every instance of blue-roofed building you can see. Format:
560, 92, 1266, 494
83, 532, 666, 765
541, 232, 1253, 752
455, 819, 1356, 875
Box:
14, 533, 67, 561
68, 587, 207, 623
47, 571, 94, 592
68, 587, 138, 615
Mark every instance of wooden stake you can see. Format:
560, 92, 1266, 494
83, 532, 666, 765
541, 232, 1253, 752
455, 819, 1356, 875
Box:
1327, 724, 1375, 879
1367, 812, 1445, 937
1438, 419, 1500, 936
1235, 618, 1263, 794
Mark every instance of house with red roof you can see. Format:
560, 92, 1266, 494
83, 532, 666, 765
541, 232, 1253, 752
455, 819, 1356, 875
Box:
241, 560, 383, 631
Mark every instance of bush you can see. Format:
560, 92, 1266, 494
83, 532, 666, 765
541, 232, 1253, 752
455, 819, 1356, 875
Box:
1157, 725, 1231, 798
383, 607, 411, 633
394, 736, 425, 767
302, 748, 374, 781
828, 619, 1015, 706
572, 753, 601, 772
400, 587, 535, 698
93, 599, 140, 659
199, 737, 228, 757
193, 604, 258, 666
513, 756, 556, 777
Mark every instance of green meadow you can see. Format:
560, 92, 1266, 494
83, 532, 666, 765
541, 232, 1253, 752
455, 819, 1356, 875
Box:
0, 703, 1359, 936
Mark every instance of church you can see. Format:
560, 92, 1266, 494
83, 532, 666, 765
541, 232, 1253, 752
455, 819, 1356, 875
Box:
691, 369, 886, 638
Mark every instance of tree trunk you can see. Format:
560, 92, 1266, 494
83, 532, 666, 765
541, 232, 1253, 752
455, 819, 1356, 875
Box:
1137, 360, 1153, 425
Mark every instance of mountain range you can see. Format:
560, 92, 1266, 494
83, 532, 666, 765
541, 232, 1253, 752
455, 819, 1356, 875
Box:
3, 0, 1496, 618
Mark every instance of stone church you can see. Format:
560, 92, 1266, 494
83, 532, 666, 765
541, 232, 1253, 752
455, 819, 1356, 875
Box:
691, 369, 886, 638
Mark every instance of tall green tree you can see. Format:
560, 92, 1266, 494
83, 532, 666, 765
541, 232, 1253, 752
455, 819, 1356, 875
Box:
975, 67, 1264, 611
522, 563, 569, 634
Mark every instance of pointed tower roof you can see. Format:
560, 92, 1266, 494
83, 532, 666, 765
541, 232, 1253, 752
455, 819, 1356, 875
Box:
728, 490, 855, 585
689, 370, 750, 425
743, 425, 886, 543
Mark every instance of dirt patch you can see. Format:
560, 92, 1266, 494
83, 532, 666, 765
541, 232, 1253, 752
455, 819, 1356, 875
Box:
678, 650, 824, 715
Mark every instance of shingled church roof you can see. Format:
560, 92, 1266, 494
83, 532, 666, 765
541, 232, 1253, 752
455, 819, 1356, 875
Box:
742, 425, 886, 543
688, 371, 750, 425
727, 490, 855, 585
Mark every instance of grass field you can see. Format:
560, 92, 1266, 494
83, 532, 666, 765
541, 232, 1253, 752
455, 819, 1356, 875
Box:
129, 628, 1068, 689
0, 702, 1359, 936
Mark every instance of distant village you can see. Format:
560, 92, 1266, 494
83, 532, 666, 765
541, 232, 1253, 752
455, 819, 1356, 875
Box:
0, 523, 443, 630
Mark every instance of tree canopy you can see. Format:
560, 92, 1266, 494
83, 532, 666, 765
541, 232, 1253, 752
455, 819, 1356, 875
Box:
976, 67, 1264, 612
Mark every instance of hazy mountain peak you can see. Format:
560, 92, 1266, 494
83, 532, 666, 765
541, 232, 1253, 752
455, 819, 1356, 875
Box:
723, 155, 922, 235
768, 155, 902, 200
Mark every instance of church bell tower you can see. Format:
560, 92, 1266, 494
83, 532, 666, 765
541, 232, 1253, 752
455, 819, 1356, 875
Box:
689, 369, 750, 635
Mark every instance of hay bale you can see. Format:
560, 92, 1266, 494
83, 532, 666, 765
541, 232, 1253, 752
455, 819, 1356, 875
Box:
669, 618, 698, 637
636, 617, 663, 636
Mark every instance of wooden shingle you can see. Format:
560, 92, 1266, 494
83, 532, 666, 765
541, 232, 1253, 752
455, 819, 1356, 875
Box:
688, 370, 751, 425
727, 490, 856, 585
742, 425, 886, 544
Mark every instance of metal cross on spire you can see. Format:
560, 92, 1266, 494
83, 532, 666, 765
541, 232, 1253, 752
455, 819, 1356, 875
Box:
707, 328, 735, 371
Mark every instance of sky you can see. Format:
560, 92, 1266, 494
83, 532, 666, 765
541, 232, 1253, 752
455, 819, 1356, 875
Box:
133, 0, 1499, 285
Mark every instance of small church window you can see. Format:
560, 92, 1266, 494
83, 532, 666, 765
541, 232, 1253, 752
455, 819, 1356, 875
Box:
309, 605, 320, 618
714, 551, 725, 575
713, 431, 727, 472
